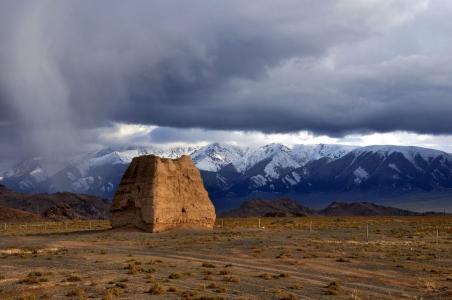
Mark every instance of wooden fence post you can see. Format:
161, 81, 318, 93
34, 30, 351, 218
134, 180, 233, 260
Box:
366, 224, 369, 241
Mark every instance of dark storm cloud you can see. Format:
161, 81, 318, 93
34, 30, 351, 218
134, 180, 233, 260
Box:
149, 127, 232, 144
1, 0, 452, 157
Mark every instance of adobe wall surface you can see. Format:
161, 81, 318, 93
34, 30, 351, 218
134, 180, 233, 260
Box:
110, 155, 216, 232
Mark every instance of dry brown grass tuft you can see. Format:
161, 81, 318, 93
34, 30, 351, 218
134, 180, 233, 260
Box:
325, 281, 341, 295
66, 275, 82, 282
278, 293, 298, 300
66, 287, 86, 299
218, 269, 230, 275
124, 263, 140, 274
103, 287, 122, 299
19, 271, 49, 285
276, 272, 290, 278
148, 283, 165, 295
257, 273, 273, 280
169, 272, 182, 279
203, 274, 214, 281
115, 282, 128, 289
336, 257, 351, 262
223, 275, 240, 283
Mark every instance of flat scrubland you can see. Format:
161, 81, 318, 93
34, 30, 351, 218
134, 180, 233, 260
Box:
0, 216, 451, 299
0, 220, 111, 235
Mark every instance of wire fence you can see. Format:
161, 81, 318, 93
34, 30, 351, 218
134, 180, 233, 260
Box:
214, 216, 452, 244
0, 220, 111, 235
2, 217, 451, 243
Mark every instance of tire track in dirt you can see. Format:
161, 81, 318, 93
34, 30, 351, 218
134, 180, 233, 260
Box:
146, 251, 417, 299
56, 237, 422, 299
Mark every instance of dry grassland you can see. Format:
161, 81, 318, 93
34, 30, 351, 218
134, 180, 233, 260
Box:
0, 216, 451, 299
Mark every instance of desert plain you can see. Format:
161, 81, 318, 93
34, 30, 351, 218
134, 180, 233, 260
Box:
0, 216, 451, 299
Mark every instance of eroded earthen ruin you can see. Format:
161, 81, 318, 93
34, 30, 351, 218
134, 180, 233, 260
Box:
110, 155, 216, 232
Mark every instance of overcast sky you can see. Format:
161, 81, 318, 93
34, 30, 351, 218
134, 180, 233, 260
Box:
1, 0, 452, 161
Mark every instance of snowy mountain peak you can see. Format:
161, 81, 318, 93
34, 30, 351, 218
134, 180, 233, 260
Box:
353, 145, 449, 164
191, 143, 244, 172
263, 151, 301, 179
232, 143, 289, 173
94, 147, 116, 158
3, 143, 452, 203
291, 144, 356, 165
261, 143, 290, 154
3, 158, 43, 178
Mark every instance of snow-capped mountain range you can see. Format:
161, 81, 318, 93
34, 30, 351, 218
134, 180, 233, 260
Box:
1, 143, 452, 212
